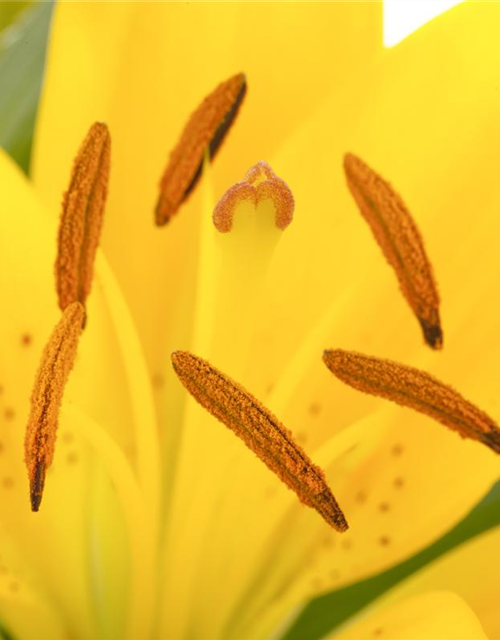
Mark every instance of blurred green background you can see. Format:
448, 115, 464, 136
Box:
1, 3, 499, 639
0, 1, 53, 174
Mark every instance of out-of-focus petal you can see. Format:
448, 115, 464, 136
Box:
332, 591, 488, 640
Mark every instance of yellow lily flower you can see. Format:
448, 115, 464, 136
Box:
0, 1, 498, 640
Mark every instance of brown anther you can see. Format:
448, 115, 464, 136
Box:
24, 302, 85, 511
55, 122, 110, 317
156, 73, 247, 225
213, 160, 294, 232
323, 349, 500, 454
343, 154, 442, 349
171, 350, 348, 532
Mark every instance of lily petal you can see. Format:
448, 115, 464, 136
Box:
332, 591, 488, 640
375, 526, 500, 640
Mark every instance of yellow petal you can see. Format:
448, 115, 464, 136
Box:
333, 591, 488, 640
377, 526, 500, 640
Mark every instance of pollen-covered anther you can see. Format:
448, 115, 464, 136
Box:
55, 122, 110, 316
171, 350, 347, 532
343, 153, 442, 349
213, 161, 294, 232
323, 349, 500, 455
156, 72, 247, 226
24, 302, 85, 512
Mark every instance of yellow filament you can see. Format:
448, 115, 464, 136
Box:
266, 276, 365, 416
92, 254, 160, 638
87, 462, 128, 640
62, 403, 155, 640
312, 408, 391, 467
191, 155, 219, 354
95, 253, 160, 522
159, 157, 222, 640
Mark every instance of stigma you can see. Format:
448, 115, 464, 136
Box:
213, 161, 294, 233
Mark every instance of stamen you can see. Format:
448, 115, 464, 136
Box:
155, 73, 247, 225
323, 349, 500, 454
24, 302, 85, 511
343, 153, 442, 349
55, 122, 110, 317
171, 351, 348, 531
213, 161, 294, 232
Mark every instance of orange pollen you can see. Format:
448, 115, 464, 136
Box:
155, 72, 247, 226
24, 302, 85, 512
323, 349, 500, 454
55, 122, 111, 318
343, 153, 442, 350
171, 350, 348, 532
212, 160, 295, 233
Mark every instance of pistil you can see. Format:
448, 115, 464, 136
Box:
209, 161, 294, 380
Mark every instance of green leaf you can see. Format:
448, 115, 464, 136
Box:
0, 2, 31, 33
282, 480, 500, 640
0, 1, 54, 174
